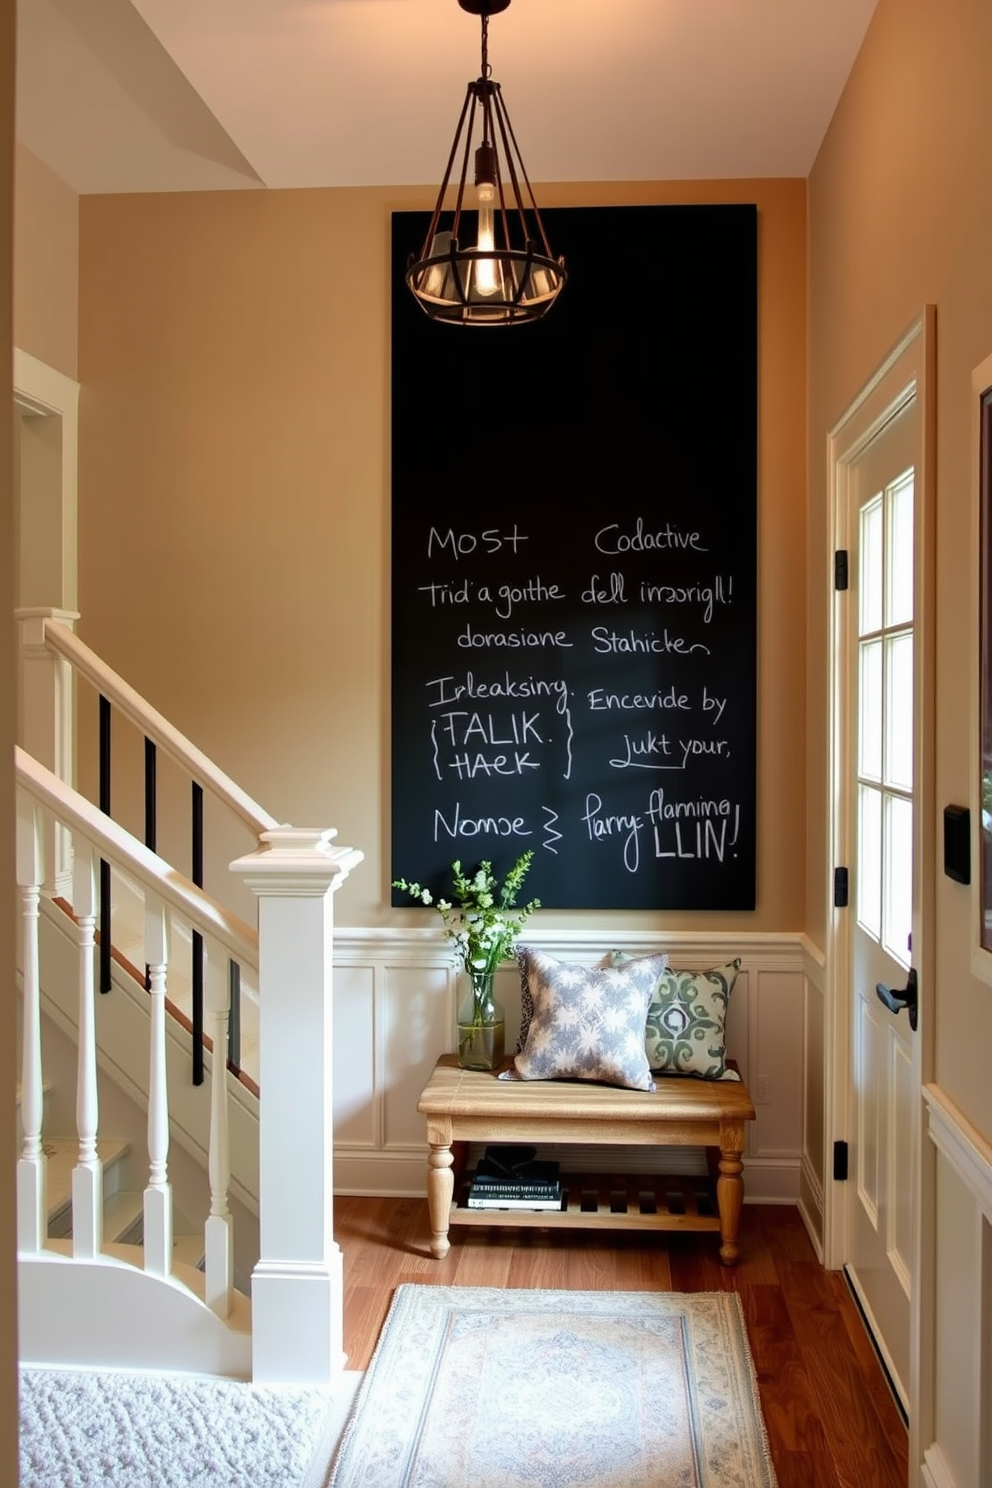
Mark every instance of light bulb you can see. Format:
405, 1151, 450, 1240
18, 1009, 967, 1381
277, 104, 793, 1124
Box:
475, 182, 498, 297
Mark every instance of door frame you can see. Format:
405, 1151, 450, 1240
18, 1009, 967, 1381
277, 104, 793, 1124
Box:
823, 307, 936, 1476
13, 348, 80, 894
13, 347, 79, 615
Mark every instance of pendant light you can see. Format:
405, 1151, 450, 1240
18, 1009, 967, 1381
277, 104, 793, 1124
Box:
406, 0, 566, 326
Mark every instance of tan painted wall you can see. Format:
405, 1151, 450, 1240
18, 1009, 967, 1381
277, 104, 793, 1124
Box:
77, 179, 806, 934
13, 142, 78, 379
2, 15, 24, 1484
808, 0, 992, 1131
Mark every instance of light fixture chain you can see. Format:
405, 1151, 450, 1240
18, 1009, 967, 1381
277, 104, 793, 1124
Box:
480, 11, 491, 78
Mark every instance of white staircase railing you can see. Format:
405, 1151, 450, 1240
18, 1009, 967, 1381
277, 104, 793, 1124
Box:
14, 609, 363, 1383
26, 610, 280, 837
19, 609, 279, 1080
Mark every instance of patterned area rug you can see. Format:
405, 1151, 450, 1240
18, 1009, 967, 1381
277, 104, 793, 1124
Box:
329, 1285, 778, 1488
19, 1366, 358, 1488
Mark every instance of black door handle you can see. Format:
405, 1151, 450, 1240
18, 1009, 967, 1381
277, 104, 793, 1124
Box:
875, 968, 918, 1032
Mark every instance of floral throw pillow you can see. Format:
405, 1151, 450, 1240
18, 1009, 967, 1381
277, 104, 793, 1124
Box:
501, 946, 668, 1092
643, 960, 742, 1081
514, 946, 617, 1055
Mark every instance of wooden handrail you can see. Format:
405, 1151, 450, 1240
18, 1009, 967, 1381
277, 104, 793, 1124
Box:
42, 619, 280, 837
15, 747, 258, 969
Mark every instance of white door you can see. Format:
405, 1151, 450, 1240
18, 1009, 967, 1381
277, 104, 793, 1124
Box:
843, 398, 919, 1416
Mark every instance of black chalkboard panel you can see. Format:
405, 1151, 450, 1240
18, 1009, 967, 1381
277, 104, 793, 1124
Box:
390, 204, 757, 910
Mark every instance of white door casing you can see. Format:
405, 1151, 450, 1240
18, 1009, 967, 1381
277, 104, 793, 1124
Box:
14, 349, 80, 894
13, 348, 79, 616
825, 309, 936, 1476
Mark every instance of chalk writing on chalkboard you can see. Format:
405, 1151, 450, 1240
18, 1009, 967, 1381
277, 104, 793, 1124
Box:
390, 204, 757, 910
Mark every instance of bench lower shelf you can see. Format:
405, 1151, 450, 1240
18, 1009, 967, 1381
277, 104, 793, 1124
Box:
450, 1171, 721, 1234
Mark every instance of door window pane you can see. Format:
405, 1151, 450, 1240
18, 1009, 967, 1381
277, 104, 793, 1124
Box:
860, 496, 883, 636
886, 472, 915, 627
858, 783, 882, 940
884, 631, 914, 792
883, 793, 913, 965
859, 639, 883, 780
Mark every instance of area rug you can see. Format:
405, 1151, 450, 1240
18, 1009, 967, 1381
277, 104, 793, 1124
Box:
328, 1285, 777, 1488
19, 1365, 359, 1488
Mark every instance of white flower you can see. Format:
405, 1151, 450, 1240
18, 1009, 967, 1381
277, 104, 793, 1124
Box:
393, 853, 539, 977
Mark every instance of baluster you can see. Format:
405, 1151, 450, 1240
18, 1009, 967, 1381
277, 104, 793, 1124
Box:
204, 940, 233, 1317
16, 795, 47, 1253
99, 695, 112, 994
143, 894, 173, 1277
192, 782, 204, 1085
72, 842, 103, 1258
228, 960, 241, 1072
144, 738, 157, 994
144, 737, 157, 851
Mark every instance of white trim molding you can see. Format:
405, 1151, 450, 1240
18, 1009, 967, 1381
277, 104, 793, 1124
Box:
13, 349, 79, 615
924, 1083, 992, 1222
969, 347, 992, 989
922, 1442, 958, 1488
333, 927, 808, 1202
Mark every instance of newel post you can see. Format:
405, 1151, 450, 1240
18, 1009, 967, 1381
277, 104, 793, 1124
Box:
16, 608, 79, 896
230, 827, 362, 1386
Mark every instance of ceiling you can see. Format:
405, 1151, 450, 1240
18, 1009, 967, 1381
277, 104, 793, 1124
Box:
16, 0, 879, 196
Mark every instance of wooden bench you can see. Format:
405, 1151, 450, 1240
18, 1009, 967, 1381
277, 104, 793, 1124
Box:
417, 1053, 756, 1266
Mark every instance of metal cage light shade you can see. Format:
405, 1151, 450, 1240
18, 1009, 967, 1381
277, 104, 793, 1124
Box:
406, 0, 566, 326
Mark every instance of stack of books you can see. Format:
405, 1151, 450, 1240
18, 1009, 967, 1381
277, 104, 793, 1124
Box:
466, 1145, 563, 1211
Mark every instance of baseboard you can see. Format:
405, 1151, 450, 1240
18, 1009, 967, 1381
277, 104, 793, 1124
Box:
333, 1146, 800, 1204
921, 1444, 957, 1488
797, 1154, 824, 1258
741, 1156, 800, 1203
796, 1196, 824, 1261
334, 1152, 429, 1199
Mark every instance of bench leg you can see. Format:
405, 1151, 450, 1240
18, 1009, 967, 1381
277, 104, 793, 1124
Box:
426, 1142, 453, 1259
716, 1135, 745, 1266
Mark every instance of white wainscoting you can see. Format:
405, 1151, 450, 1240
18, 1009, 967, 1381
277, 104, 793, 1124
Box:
923, 1084, 992, 1488
332, 928, 807, 1203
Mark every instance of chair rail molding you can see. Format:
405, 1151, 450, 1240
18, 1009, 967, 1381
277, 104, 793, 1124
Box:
924, 1082, 992, 1220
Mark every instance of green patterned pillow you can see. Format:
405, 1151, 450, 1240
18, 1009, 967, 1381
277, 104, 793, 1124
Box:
643, 960, 742, 1081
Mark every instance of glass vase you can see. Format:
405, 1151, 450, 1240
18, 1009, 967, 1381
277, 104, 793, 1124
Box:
456, 969, 505, 1072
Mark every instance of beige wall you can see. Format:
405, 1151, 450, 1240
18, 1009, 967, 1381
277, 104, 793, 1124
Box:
808, 0, 992, 1129
77, 177, 807, 933
14, 142, 78, 379
2, 12, 23, 1484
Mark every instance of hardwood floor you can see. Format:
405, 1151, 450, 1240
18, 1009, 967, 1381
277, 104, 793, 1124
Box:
335, 1197, 908, 1488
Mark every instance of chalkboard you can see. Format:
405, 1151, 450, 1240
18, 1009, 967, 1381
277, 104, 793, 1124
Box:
390, 204, 757, 910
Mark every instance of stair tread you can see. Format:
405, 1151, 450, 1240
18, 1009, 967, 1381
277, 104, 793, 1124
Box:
101, 1190, 145, 1242
171, 1234, 206, 1269
42, 1136, 130, 1216
43, 1169, 207, 1254
81, 1232, 206, 1268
